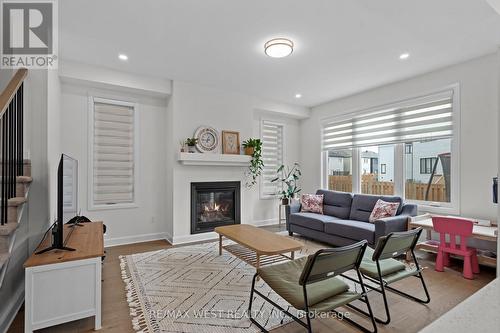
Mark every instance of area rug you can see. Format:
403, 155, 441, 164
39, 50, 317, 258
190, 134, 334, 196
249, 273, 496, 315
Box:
120, 241, 308, 333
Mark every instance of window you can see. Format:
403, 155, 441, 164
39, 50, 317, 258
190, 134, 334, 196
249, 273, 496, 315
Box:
322, 87, 458, 211
360, 145, 394, 195
406, 139, 451, 203
327, 149, 352, 192
260, 121, 284, 198
405, 143, 413, 154
89, 97, 137, 209
381, 164, 387, 174
420, 157, 437, 174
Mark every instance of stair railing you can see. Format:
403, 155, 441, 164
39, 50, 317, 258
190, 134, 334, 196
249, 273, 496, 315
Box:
0, 68, 27, 225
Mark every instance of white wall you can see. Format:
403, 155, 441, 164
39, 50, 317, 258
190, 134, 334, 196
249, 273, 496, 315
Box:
0, 69, 14, 92
60, 82, 170, 245
47, 69, 61, 221
301, 53, 499, 221
168, 81, 303, 243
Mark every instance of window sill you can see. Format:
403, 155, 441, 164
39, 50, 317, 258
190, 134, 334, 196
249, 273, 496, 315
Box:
88, 203, 138, 211
410, 201, 459, 216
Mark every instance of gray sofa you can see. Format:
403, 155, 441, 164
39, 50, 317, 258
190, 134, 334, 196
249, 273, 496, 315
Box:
286, 190, 417, 246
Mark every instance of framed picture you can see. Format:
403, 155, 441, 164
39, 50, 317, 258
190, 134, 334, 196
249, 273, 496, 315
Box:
222, 131, 240, 154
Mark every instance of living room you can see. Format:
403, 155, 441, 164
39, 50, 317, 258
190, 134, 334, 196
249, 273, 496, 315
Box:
0, 1, 499, 333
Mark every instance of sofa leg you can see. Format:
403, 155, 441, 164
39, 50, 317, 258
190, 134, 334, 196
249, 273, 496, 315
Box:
288, 231, 293, 236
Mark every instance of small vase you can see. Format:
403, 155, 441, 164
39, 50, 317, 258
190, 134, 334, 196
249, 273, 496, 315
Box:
188, 145, 196, 153
244, 147, 255, 156
281, 198, 289, 205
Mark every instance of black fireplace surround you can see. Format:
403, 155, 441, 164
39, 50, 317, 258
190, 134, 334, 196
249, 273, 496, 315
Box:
191, 181, 241, 234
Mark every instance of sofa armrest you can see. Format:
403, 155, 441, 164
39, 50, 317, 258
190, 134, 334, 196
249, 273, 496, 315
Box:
374, 215, 410, 243
285, 202, 301, 230
400, 203, 418, 216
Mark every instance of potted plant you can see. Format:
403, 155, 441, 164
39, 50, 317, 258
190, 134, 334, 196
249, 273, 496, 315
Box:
185, 137, 198, 153
243, 138, 264, 187
271, 163, 301, 205
242, 138, 260, 156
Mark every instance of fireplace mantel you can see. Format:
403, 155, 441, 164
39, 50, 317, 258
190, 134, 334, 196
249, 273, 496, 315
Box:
177, 152, 251, 166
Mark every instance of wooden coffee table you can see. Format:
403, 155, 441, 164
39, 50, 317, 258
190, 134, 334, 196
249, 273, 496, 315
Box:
214, 224, 303, 271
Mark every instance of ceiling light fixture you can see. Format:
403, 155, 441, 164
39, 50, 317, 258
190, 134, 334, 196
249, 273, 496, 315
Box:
295, 93, 302, 99
264, 38, 294, 58
118, 54, 128, 61
399, 52, 410, 60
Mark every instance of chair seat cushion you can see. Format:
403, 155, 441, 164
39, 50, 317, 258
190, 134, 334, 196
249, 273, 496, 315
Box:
289, 213, 338, 232
359, 246, 406, 279
324, 219, 375, 244
257, 257, 349, 310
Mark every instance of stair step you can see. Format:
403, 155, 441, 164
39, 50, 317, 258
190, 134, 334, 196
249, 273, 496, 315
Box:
0, 222, 18, 236
7, 197, 27, 207
0, 253, 10, 271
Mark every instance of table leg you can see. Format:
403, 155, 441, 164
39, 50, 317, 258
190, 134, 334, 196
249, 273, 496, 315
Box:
219, 235, 223, 256
256, 253, 260, 281
278, 205, 282, 227
291, 251, 295, 260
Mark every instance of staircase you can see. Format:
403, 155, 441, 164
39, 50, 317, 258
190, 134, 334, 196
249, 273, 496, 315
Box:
0, 68, 29, 288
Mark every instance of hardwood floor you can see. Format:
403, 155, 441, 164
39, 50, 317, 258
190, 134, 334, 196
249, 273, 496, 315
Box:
8, 227, 496, 333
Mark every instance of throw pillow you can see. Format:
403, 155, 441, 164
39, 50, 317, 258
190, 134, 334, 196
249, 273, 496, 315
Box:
369, 199, 400, 223
300, 194, 324, 214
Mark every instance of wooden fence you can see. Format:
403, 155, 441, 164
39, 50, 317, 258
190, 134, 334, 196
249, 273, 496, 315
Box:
328, 174, 448, 202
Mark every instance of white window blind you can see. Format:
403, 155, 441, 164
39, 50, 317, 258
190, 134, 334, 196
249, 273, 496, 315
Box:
92, 101, 135, 206
261, 121, 284, 198
322, 90, 453, 151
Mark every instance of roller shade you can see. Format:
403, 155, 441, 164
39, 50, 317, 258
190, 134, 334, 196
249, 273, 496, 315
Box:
322, 91, 453, 151
92, 102, 135, 206
261, 121, 283, 197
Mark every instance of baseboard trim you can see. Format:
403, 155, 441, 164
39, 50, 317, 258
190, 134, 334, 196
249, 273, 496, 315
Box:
104, 220, 281, 247
104, 232, 170, 247
172, 232, 219, 245
251, 218, 280, 227
0, 279, 24, 333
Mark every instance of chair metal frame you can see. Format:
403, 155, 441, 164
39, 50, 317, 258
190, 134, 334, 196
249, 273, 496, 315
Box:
343, 228, 430, 325
248, 241, 378, 333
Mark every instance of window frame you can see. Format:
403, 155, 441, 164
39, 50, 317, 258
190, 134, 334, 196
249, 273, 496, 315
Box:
321, 84, 460, 215
88, 96, 140, 211
259, 119, 285, 200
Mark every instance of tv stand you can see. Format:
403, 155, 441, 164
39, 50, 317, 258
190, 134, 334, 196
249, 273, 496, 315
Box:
34, 245, 75, 255
24, 222, 104, 333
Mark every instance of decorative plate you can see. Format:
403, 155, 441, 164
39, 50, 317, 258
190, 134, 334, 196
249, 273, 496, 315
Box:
194, 126, 219, 153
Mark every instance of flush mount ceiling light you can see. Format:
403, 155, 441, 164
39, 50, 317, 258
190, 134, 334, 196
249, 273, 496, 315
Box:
295, 93, 302, 99
118, 54, 128, 61
264, 38, 294, 58
399, 52, 410, 60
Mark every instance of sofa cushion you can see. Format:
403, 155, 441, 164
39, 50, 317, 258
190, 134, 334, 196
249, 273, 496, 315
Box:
316, 189, 353, 219
349, 194, 403, 222
324, 219, 375, 244
300, 194, 324, 214
289, 212, 338, 232
368, 199, 400, 223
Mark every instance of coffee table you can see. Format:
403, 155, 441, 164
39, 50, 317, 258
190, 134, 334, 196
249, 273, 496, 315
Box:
214, 224, 303, 271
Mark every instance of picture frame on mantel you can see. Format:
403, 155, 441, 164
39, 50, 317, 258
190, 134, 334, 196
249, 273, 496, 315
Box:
222, 131, 240, 154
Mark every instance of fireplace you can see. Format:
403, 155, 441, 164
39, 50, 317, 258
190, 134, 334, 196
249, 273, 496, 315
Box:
191, 181, 241, 234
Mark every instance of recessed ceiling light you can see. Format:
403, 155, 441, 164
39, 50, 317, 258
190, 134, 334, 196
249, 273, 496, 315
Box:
118, 54, 128, 61
264, 38, 294, 58
295, 93, 302, 99
399, 52, 410, 60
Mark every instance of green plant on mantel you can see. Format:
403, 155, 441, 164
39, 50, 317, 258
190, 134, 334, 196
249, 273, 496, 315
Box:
271, 163, 301, 204
185, 137, 198, 146
243, 138, 264, 188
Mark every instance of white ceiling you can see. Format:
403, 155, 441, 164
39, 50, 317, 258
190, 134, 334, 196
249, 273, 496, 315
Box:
59, 0, 500, 107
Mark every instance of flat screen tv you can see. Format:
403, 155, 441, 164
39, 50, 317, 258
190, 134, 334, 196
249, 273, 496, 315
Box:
36, 154, 78, 254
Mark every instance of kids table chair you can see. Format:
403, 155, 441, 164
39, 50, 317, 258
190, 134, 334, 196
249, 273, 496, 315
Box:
431, 216, 480, 279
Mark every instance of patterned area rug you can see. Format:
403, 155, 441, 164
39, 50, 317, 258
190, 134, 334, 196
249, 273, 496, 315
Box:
120, 241, 317, 333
